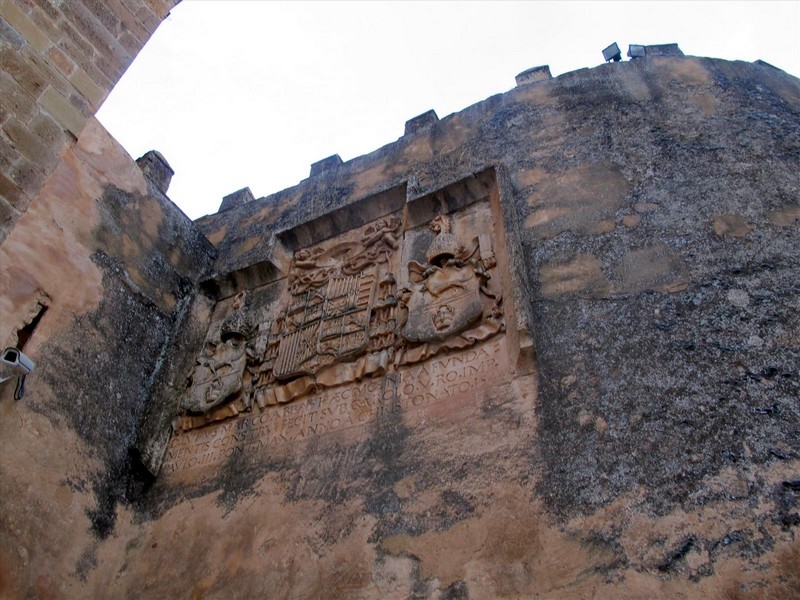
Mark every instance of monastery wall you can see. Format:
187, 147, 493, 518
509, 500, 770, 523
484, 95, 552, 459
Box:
0, 21, 798, 600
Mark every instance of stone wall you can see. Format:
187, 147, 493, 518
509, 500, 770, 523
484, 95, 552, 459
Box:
0, 117, 213, 596
0, 0, 179, 243
0, 43, 798, 600
171, 56, 797, 599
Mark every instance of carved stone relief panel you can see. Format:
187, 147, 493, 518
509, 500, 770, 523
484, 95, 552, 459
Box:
164, 170, 529, 474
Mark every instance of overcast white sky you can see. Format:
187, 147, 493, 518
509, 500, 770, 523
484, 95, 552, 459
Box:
96, 1, 800, 220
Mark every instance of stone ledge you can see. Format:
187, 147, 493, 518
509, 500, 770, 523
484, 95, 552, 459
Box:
515, 65, 552, 86
404, 109, 439, 135
628, 43, 684, 59
310, 154, 343, 177
136, 150, 174, 194
219, 187, 255, 212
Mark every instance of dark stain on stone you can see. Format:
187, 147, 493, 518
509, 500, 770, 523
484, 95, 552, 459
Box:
441, 580, 469, 600
74, 543, 98, 582
657, 536, 696, 572
32, 259, 172, 540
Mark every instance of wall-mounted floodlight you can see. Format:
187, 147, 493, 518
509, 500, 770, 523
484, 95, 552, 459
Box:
603, 42, 622, 62
628, 44, 646, 59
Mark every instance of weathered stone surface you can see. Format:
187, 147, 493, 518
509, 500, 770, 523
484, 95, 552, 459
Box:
614, 242, 690, 293
629, 43, 686, 59
218, 186, 254, 212
523, 161, 629, 238
644, 43, 684, 57
310, 153, 343, 176
135, 149, 174, 193
713, 213, 754, 237
404, 109, 439, 135
0, 118, 214, 593
515, 64, 552, 86
538, 253, 611, 298
1, 50, 799, 600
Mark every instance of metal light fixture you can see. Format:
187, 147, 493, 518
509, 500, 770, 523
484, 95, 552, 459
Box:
602, 42, 622, 62
628, 44, 646, 59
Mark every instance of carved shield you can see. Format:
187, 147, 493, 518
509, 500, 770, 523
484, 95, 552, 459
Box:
180, 339, 248, 414
273, 268, 376, 379
402, 265, 483, 343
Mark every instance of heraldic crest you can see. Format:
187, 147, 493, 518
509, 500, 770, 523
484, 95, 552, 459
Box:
173, 208, 505, 433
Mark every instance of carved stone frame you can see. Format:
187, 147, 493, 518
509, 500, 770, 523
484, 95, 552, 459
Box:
141, 166, 536, 475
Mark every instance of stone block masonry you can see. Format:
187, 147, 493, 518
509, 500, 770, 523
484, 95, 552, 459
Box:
0, 0, 181, 244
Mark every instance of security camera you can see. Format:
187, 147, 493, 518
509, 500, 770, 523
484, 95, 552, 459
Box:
1, 347, 34, 400
2, 347, 35, 375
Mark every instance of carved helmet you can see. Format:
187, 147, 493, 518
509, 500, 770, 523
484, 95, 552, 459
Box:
425, 215, 463, 266
220, 311, 253, 342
